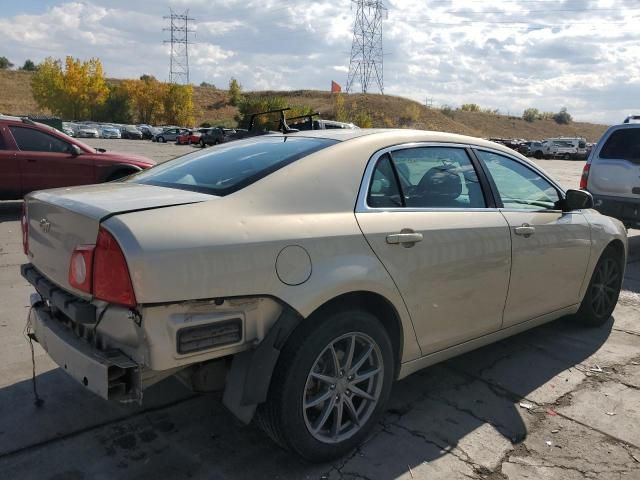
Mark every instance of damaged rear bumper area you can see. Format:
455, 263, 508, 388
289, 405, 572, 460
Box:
22, 263, 141, 402
28, 294, 140, 401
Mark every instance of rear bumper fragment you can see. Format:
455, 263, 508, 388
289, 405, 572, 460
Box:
29, 294, 140, 402
21, 263, 96, 324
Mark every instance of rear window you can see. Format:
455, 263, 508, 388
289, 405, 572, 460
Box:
130, 136, 338, 196
600, 128, 640, 164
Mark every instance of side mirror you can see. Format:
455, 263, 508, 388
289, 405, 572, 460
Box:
564, 189, 594, 211
69, 144, 83, 156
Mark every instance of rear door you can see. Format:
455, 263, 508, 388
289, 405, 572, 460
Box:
356, 144, 512, 354
475, 149, 591, 327
9, 125, 95, 194
0, 125, 21, 199
588, 126, 640, 200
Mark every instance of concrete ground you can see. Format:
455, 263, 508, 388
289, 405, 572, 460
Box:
0, 140, 638, 479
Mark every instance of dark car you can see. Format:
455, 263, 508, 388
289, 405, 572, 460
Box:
120, 125, 143, 140
198, 127, 228, 147
0, 115, 155, 200
138, 125, 161, 140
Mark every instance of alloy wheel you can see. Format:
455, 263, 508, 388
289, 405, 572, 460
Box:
303, 332, 384, 444
590, 257, 620, 317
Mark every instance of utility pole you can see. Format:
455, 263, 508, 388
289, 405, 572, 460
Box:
346, 0, 387, 94
163, 9, 195, 84
425, 97, 434, 108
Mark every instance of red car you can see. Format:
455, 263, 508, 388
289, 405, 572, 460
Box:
0, 116, 155, 200
176, 128, 208, 145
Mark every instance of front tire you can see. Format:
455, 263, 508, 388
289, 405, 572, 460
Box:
575, 246, 624, 327
256, 309, 394, 462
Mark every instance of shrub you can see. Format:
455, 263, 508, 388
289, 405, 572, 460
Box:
460, 103, 480, 112
353, 111, 373, 128
440, 105, 454, 118
523, 108, 540, 122
553, 107, 572, 125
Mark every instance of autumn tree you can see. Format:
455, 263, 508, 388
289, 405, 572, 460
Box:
228, 77, 243, 106
334, 93, 348, 122
94, 84, 132, 124
163, 83, 195, 126
31, 56, 109, 119
121, 76, 167, 124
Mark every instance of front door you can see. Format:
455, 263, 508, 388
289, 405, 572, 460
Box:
8, 125, 95, 194
475, 149, 592, 327
356, 145, 512, 355
0, 127, 21, 199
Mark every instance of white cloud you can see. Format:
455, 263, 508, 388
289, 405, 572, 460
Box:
1, 0, 639, 123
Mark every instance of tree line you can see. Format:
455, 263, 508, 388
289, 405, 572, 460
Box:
29, 56, 194, 125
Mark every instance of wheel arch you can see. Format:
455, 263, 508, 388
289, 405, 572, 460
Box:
221, 290, 407, 425
303, 291, 404, 379
101, 164, 143, 182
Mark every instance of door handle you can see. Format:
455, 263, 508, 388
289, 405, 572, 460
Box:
27, 159, 37, 163
386, 230, 423, 247
514, 224, 535, 237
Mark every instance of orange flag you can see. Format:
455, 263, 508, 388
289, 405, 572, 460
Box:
331, 80, 342, 93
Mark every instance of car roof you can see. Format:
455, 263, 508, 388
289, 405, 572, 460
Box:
285, 128, 525, 157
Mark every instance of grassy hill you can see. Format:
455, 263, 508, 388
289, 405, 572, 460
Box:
0, 70, 608, 142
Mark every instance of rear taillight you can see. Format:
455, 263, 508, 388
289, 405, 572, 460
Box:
21, 202, 28, 255
93, 228, 137, 307
580, 163, 590, 189
69, 245, 95, 293
67, 227, 137, 308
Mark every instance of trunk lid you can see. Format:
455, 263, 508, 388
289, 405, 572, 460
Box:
25, 183, 213, 297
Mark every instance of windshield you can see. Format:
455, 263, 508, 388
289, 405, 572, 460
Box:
129, 136, 338, 196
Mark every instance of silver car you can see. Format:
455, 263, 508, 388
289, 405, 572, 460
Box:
153, 127, 189, 143
21, 129, 627, 461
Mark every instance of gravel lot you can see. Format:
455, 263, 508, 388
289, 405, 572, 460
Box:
0, 139, 639, 479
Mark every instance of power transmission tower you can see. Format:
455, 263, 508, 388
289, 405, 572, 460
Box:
346, 0, 387, 94
163, 9, 195, 84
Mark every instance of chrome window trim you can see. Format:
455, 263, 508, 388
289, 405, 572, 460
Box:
355, 142, 565, 214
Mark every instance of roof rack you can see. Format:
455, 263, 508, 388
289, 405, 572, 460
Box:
246, 107, 298, 134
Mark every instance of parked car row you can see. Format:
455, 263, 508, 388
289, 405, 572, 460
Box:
489, 137, 592, 160
62, 122, 164, 141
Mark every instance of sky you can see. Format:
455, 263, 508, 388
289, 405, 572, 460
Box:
1, 0, 639, 124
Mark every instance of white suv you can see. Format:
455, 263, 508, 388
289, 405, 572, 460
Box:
582, 123, 640, 229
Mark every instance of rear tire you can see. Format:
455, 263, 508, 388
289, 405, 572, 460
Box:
200, 139, 206, 148
534, 151, 543, 159
563, 153, 571, 160
574, 246, 623, 327
255, 309, 394, 462
158, 136, 165, 143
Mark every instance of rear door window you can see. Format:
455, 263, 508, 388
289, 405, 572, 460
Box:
131, 136, 338, 196
599, 128, 640, 164
367, 147, 486, 209
9, 126, 71, 153
0, 130, 6, 150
